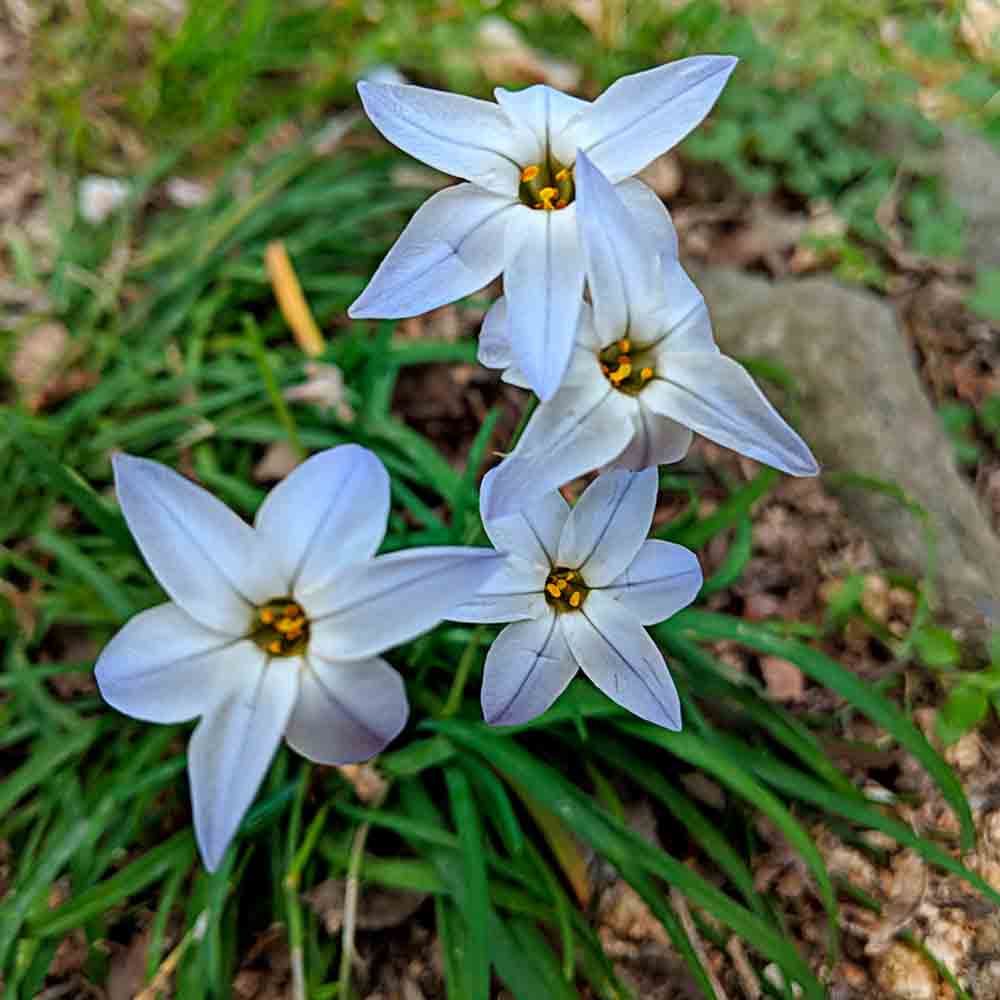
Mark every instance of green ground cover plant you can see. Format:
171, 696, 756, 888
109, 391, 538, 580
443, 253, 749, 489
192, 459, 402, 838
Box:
4, 1, 1000, 997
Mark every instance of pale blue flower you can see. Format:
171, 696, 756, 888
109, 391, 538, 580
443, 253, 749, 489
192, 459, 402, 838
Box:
96, 446, 501, 870
482, 151, 819, 520
450, 467, 702, 728
349, 56, 737, 400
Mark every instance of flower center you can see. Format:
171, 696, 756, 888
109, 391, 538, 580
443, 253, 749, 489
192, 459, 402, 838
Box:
544, 567, 589, 612
252, 598, 309, 657
519, 161, 575, 211
599, 338, 655, 396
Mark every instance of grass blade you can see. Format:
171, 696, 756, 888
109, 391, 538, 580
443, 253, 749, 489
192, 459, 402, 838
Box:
666, 609, 975, 850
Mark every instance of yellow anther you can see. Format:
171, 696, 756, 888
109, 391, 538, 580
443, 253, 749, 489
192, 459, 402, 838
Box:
557, 578, 569, 592
538, 186, 559, 210
283, 603, 299, 616
609, 362, 632, 385
640, 366, 654, 381
619, 338, 631, 353
521, 164, 541, 182
259, 608, 274, 624
569, 591, 582, 608
546, 583, 562, 599
268, 640, 282, 655
555, 167, 570, 182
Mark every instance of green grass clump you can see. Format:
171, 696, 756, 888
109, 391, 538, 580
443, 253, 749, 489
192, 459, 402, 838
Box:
0, 123, 994, 997
3, 1, 999, 995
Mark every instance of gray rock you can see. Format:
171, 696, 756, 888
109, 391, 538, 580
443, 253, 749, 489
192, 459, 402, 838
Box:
690, 265, 1000, 649
938, 124, 1000, 270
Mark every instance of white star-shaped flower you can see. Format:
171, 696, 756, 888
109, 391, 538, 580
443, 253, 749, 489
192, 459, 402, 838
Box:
481, 151, 819, 520
450, 467, 702, 728
349, 56, 737, 400
96, 446, 500, 870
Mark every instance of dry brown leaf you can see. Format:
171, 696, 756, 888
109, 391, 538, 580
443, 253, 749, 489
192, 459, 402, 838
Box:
636, 153, 683, 200
78, 176, 129, 224
961, 0, 1000, 62
107, 929, 153, 1000
337, 762, 388, 804
252, 441, 300, 483
306, 879, 427, 935
9, 322, 95, 412
10, 321, 68, 391
759, 656, 805, 702
865, 850, 927, 957
284, 361, 354, 422
476, 17, 581, 90
165, 176, 211, 207
266, 241, 325, 357
873, 942, 939, 1000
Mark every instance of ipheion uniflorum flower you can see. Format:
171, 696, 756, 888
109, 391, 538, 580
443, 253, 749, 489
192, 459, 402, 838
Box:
480, 151, 819, 520
95, 447, 501, 870
348, 56, 737, 401
449, 467, 703, 728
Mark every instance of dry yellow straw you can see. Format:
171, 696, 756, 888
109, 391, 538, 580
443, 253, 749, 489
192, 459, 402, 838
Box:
265, 240, 325, 358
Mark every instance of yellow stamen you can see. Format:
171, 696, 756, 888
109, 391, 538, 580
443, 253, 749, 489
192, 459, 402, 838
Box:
569, 591, 582, 608
609, 362, 632, 385
283, 604, 299, 616
640, 367, 654, 382
546, 583, 562, 599
521, 164, 540, 182
259, 608, 274, 624
538, 186, 559, 211
268, 640, 282, 655
619, 338, 630, 353
555, 167, 570, 182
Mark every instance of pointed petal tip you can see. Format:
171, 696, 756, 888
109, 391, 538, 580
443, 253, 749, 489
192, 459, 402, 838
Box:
111, 451, 142, 479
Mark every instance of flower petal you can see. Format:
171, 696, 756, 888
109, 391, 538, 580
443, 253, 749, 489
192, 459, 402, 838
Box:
569, 55, 737, 182
561, 590, 681, 729
575, 151, 664, 345
448, 555, 548, 623
557, 467, 658, 586
112, 454, 273, 634
254, 445, 389, 595
358, 80, 522, 195
503, 206, 585, 400
481, 370, 636, 523
95, 603, 249, 723
481, 613, 578, 725
501, 365, 532, 389
188, 650, 299, 870
494, 84, 590, 166
480, 470, 569, 569
304, 547, 503, 660
285, 655, 408, 764
349, 184, 515, 319
642, 353, 820, 476
614, 178, 679, 259
478, 297, 511, 370
602, 539, 702, 625
642, 262, 717, 354
605, 401, 693, 471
